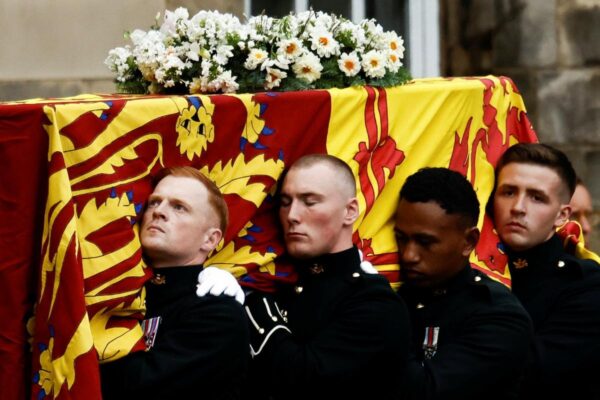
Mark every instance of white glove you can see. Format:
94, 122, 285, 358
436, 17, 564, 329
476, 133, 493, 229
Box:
358, 249, 378, 274
196, 266, 245, 305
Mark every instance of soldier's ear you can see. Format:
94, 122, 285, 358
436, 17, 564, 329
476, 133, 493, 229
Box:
462, 226, 480, 257
343, 197, 359, 226
200, 228, 223, 253
554, 204, 572, 229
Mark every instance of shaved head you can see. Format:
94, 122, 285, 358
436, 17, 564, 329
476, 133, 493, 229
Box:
288, 154, 356, 200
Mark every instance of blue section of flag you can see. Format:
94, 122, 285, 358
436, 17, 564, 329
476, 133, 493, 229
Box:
241, 235, 256, 242
188, 96, 201, 109
253, 141, 267, 150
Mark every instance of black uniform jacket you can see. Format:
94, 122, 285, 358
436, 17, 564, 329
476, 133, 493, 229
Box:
398, 265, 532, 400
250, 247, 410, 400
100, 265, 249, 400
507, 234, 600, 399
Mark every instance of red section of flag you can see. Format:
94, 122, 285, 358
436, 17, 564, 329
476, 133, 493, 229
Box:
354, 87, 405, 215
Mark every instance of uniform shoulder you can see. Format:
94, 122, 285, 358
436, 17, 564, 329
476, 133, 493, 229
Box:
470, 270, 523, 307
343, 272, 404, 308
357, 272, 401, 296
561, 253, 600, 277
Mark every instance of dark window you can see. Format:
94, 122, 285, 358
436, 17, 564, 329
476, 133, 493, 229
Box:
366, 0, 409, 67
309, 0, 351, 17
251, 0, 294, 17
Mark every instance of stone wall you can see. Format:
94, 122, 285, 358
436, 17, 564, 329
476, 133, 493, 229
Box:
442, 0, 600, 250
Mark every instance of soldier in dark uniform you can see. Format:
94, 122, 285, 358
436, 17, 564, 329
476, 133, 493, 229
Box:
244, 154, 410, 399
491, 143, 600, 398
100, 167, 249, 399
394, 167, 532, 399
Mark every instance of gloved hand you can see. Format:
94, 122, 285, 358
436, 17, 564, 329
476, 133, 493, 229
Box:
196, 266, 245, 305
244, 292, 291, 357
358, 249, 378, 274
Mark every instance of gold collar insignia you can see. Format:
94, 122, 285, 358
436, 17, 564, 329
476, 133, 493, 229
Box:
512, 258, 528, 269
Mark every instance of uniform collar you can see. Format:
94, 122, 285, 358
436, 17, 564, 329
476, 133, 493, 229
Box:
146, 265, 204, 306
297, 246, 360, 279
400, 263, 473, 300
505, 234, 565, 275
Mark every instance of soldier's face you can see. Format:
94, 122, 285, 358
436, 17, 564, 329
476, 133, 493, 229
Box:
394, 199, 478, 288
279, 164, 356, 259
493, 163, 571, 252
141, 175, 220, 268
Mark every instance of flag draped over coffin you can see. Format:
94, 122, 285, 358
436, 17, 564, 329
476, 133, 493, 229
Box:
15, 76, 536, 399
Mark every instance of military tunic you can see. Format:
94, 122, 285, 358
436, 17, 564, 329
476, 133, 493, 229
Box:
248, 247, 411, 400
100, 265, 249, 400
398, 265, 532, 400
507, 234, 600, 399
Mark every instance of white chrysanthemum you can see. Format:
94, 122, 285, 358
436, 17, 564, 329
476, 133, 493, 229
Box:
361, 50, 386, 78
337, 52, 361, 77
277, 38, 304, 60
386, 51, 403, 73
244, 48, 268, 70
383, 32, 405, 58
292, 52, 323, 83
310, 29, 340, 58
264, 67, 288, 90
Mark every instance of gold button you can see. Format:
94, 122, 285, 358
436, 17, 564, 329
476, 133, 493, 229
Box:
558, 260, 565, 268
295, 286, 303, 294
352, 272, 360, 278
416, 303, 425, 309
474, 276, 482, 282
